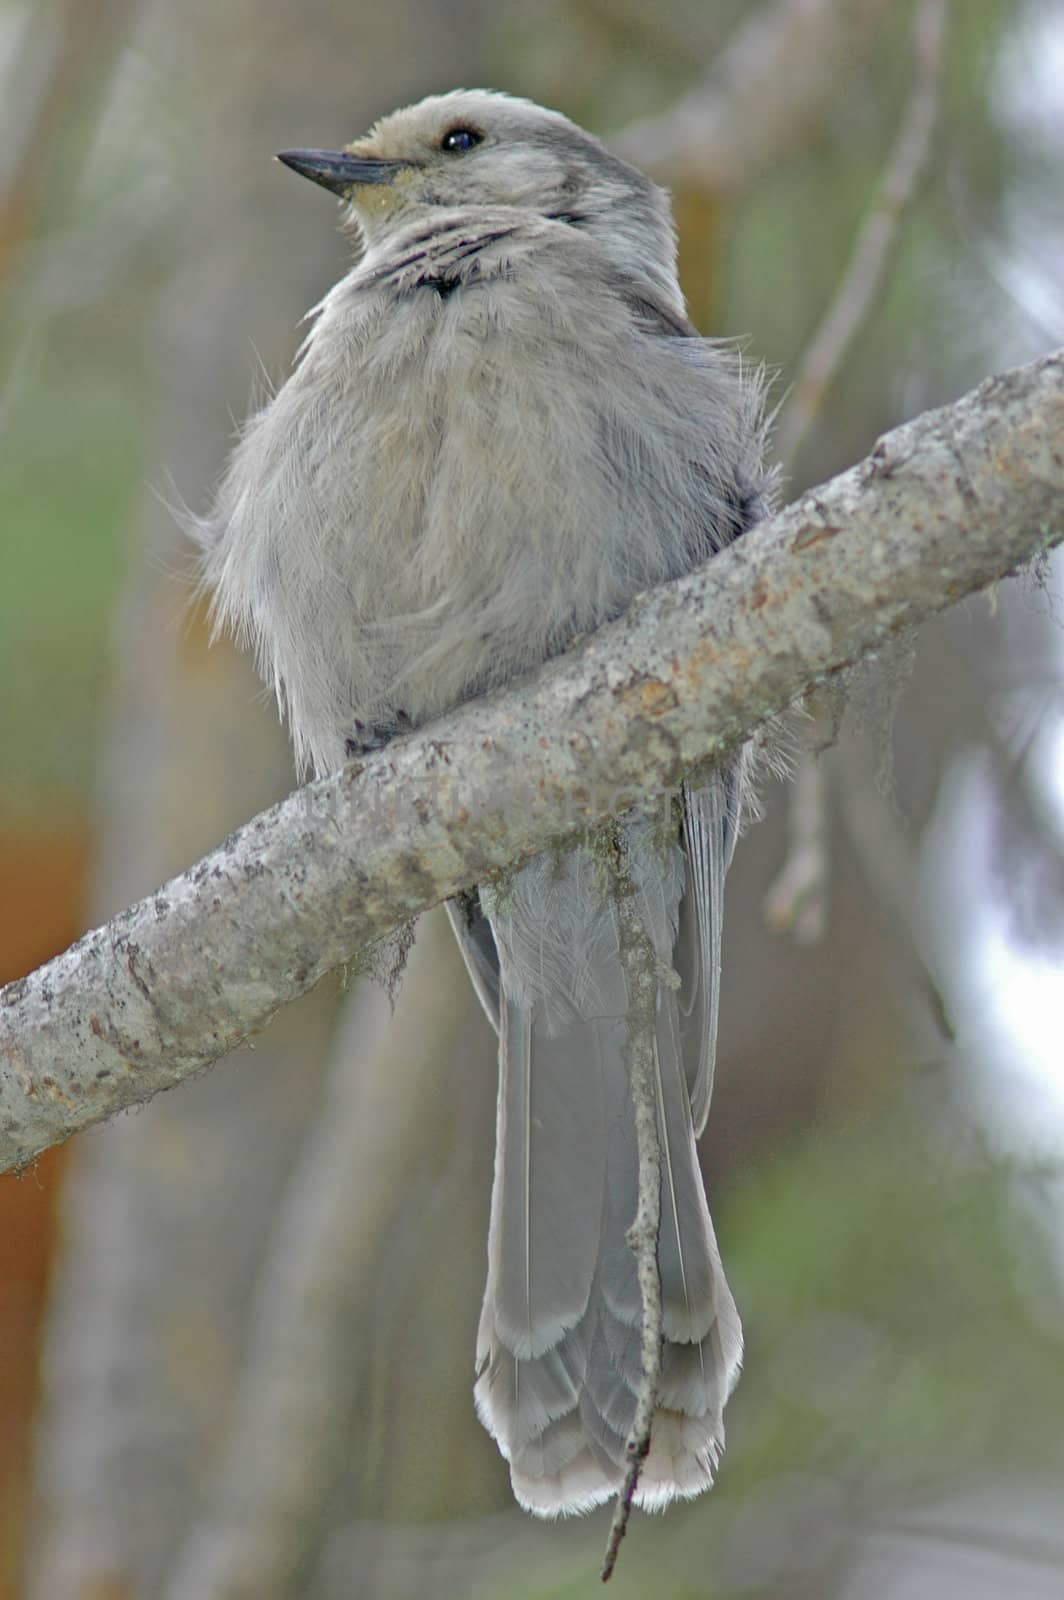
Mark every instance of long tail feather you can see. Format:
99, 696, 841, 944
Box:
474, 804, 742, 1515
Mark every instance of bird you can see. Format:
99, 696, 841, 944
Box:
198, 88, 767, 1518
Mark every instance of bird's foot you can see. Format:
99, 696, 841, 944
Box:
345, 709, 413, 759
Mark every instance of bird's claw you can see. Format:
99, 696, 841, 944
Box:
345, 709, 413, 758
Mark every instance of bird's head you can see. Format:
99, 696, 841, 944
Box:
277, 89, 679, 304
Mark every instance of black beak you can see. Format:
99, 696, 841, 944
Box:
275, 149, 411, 197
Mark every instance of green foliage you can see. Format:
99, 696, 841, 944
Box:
470, 1108, 1064, 1598
727, 1113, 1064, 1496
0, 360, 142, 816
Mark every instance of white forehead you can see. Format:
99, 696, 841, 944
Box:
362, 89, 588, 150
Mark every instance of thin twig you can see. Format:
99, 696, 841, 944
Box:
836, 740, 955, 1041
775, 0, 950, 472
763, 748, 831, 943
601, 832, 664, 1583
612, 0, 895, 191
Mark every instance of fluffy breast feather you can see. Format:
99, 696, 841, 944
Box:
202, 212, 764, 776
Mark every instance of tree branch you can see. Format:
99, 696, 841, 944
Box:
1, 350, 1061, 1174
774, 0, 949, 470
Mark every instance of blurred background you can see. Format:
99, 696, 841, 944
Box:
2, 0, 1063, 1596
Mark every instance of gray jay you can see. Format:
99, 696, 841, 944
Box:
199, 89, 767, 1517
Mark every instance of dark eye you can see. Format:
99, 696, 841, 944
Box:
440, 127, 482, 153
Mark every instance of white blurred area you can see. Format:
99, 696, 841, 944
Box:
928, 725, 1064, 1154
840, 1488, 1064, 1600
928, 0, 1064, 1159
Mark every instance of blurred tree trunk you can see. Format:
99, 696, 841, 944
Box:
0, 4, 143, 1594
26, 2, 493, 1596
